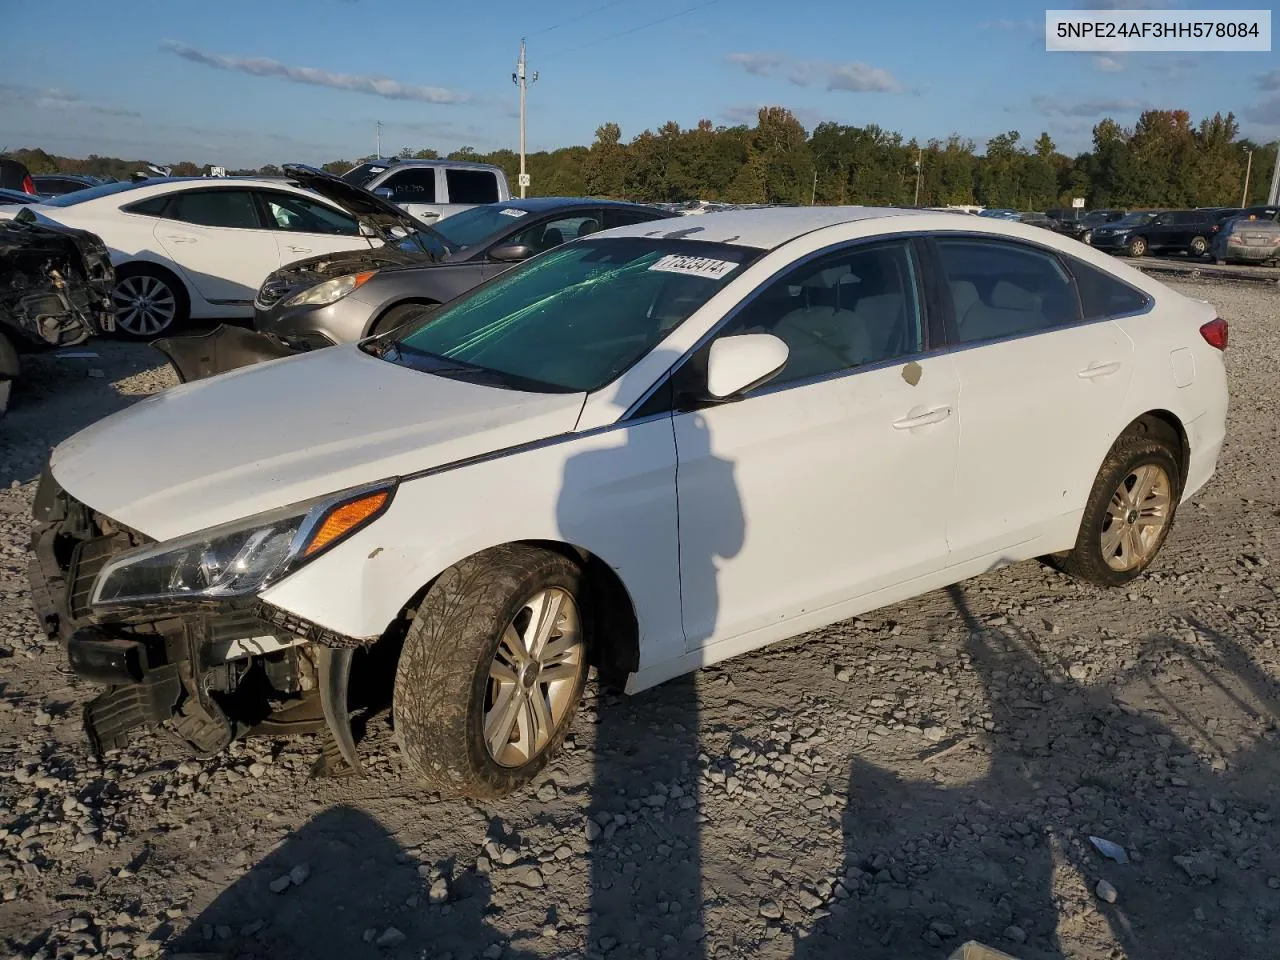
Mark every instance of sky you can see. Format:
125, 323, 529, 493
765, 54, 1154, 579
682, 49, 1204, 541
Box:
0, 0, 1277, 169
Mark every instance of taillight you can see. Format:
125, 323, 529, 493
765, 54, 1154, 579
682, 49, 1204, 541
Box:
21, 174, 35, 195
1200, 317, 1228, 351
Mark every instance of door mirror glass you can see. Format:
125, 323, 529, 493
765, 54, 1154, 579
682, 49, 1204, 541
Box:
373, 187, 395, 200
705, 334, 790, 400
488, 242, 534, 262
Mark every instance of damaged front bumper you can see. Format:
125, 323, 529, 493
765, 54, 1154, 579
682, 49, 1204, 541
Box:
28, 465, 370, 772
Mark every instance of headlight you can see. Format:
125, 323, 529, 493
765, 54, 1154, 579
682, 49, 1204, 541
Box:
284, 271, 377, 308
89, 481, 395, 607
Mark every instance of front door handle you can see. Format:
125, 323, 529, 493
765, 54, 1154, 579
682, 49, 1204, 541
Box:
161, 234, 197, 244
286, 245, 312, 254
1078, 361, 1122, 379
892, 405, 953, 430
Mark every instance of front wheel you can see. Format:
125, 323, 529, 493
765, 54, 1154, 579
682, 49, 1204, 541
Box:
1060, 435, 1181, 587
393, 545, 590, 798
1127, 237, 1148, 257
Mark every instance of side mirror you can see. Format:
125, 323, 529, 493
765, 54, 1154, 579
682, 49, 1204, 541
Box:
705, 333, 789, 400
488, 243, 534, 262
373, 187, 395, 200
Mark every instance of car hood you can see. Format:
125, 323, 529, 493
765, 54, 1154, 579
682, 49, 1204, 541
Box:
49, 344, 586, 542
257, 245, 431, 305
281, 163, 450, 248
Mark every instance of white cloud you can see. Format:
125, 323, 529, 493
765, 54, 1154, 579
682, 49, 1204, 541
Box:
1091, 55, 1125, 73
724, 52, 904, 94
0, 84, 139, 117
1259, 71, 1280, 93
159, 40, 469, 104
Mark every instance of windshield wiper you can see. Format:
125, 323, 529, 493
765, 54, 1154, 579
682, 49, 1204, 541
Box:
379, 341, 575, 393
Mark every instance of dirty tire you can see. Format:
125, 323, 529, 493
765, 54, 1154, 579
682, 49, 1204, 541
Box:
393, 545, 589, 799
1060, 433, 1181, 588
1188, 236, 1208, 257
1127, 236, 1147, 257
369, 302, 437, 338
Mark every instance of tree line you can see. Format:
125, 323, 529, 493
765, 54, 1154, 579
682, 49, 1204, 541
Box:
7, 106, 1276, 211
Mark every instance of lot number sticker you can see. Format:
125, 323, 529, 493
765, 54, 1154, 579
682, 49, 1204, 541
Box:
499, 208, 529, 218
648, 254, 738, 280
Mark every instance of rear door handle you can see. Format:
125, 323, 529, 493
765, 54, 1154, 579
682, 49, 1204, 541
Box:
892, 405, 953, 430
286, 245, 312, 254
1078, 361, 1122, 379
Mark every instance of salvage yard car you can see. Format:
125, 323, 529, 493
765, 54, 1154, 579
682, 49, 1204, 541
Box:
28, 208, 1228, 798
252, 183, 675, 350
1210, 215, 1280, 265
1, 210, 114, 416
13, 175, 440, 339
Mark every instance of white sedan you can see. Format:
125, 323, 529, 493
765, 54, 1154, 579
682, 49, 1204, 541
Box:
12, 178, 390, 338
29, 207, 1228, 796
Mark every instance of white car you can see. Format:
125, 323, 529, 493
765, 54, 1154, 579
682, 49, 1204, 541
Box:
29, 208, 1228, 797
11, 178, 405, 338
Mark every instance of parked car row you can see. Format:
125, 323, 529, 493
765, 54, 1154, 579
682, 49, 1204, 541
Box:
1087, 205, 1280, 264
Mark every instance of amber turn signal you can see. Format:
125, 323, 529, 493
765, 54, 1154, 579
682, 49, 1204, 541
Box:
303, 490, 390, 557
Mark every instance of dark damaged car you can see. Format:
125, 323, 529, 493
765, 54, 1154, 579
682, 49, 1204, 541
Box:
1, 210, 115, 415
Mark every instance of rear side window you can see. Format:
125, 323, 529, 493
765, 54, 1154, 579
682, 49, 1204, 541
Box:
935, 238, 1079, 344
382, 168, 436, 203
445, 169, 500, 204
1067, 258, 1151, 320
166, 190, 262, 229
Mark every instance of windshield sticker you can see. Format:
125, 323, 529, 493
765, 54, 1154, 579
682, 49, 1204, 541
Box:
499, 208, 529, 218
648, 254, 738, 280
369, 166, 387, 174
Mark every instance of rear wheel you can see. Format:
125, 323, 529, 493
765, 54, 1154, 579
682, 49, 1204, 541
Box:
393, 545, 590, 798
1188, 236, 1208, 257
112, 265, 189, 339
1127, 236, 1148, 257
1060, 434, 1181, 587
0, 331, 16, 418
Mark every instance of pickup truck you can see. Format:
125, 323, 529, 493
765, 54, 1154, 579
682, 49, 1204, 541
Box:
339, 158, 511, 225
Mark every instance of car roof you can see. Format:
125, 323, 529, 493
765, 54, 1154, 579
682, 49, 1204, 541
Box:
595, 205, 926, 249
500, 196, 668, 214
375, 159, 504, 172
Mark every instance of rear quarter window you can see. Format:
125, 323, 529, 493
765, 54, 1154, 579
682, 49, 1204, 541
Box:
1067, 257, 1151, 320
446, 169, 500, 204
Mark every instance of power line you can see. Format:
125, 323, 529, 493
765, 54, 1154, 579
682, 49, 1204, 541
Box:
528, 0, 630, 36
541, 0, 723, 62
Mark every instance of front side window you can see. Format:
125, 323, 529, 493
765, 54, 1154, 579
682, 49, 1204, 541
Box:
936, 238, 1078, 343
259, 192, 358, 235
717, 240, 924, 387
166, 189, 262, 229
382, 168, 436, 203
382, 239, 760, 392
445, 168, 500, 204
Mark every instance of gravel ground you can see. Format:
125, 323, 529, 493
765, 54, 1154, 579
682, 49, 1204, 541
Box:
1, 279, 1279, 960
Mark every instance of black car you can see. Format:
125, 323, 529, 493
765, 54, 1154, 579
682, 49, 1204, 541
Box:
0, 158, 36, 195
31, 174, 107, 198
252, 169, 677, 350
1094, 207, 1241, 258
1051, 208, 1128, 244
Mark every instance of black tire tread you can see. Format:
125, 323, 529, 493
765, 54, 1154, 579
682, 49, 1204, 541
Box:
1060, 434, 1181, 588
392, 544, 587, 799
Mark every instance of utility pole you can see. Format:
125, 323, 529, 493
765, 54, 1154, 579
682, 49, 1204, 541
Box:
1241, 148, 1253, 208
811, 168, 818, 206
1268, 144, 1280, 205
512, 39, 538, 199
913, 147, 922, 207
376, 120, 382, 159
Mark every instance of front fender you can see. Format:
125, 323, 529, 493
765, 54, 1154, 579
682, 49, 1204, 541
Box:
152, 324, 302, 383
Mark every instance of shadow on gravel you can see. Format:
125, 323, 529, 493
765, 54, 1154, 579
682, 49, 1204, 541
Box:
800, 582, 1280, 960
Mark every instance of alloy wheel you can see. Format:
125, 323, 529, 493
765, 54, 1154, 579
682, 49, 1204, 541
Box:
1101, 463, 1172, 572
483, 588, 584, 767
113, 274, 178, 337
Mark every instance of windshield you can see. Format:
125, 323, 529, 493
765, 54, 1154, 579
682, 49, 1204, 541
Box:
339, 162, 395, 187
42, 180, 149, 206
377, 238, 761, 393
1082, 210, 1117, 223
395, 228, 453, 258
430, 204, 535, 249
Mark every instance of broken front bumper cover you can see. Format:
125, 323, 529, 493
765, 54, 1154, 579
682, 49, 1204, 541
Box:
28, 465, 373, 770
152, 323, 302, 383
